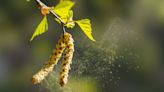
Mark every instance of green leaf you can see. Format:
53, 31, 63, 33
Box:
65, 10, 75, 28
55, 10, 75, 28
76, 19, 96, 41
30, 16, 48, 41
68, 10, 73, 18
65, 20, 75, 28
54, 1, 75, 21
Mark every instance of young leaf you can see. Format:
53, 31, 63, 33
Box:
55, 10, 75, 28
65, 10, 75, 28
30, 16, 48, 41
76, 19, 96, 41
53, 1, 75, 21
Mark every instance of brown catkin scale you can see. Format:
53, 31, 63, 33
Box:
59, 33, 74, 87
31, 33, 70, 84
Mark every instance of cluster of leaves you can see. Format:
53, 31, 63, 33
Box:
30, 0, 95, 42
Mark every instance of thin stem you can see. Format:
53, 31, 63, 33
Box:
62, 25, 66, 33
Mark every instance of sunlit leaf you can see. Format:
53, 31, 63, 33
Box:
68, 10, 73, 19
30, 16, 48, 41
76, 19, 96, 41
65, 20, 75, 28
54, 1, 75, 21
65, 10, 75, 28
55, 10, 75, 28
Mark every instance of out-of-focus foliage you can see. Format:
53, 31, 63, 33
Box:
157, 1, 164, 22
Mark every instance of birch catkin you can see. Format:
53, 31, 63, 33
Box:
31, 32, 74, 87
32, 33, 67, 84
59, 33, 74, 87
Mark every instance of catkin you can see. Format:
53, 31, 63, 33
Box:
59, 33, 74, 87
32, 33, 68, 84
31, 32, 74, 87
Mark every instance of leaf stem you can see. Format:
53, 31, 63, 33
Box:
62, 25, 66, 33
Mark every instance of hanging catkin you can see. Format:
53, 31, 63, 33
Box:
59, 32, 74, 87
31, 33, 68, 84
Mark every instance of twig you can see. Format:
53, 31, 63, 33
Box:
36, 0, 67, 33
36, 0, 65, 24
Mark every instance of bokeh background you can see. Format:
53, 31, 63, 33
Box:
0, 0, 164, 92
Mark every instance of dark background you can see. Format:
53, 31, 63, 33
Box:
0, 0, 164, 92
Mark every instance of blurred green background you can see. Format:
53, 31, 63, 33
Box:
0, 0, 164, 92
